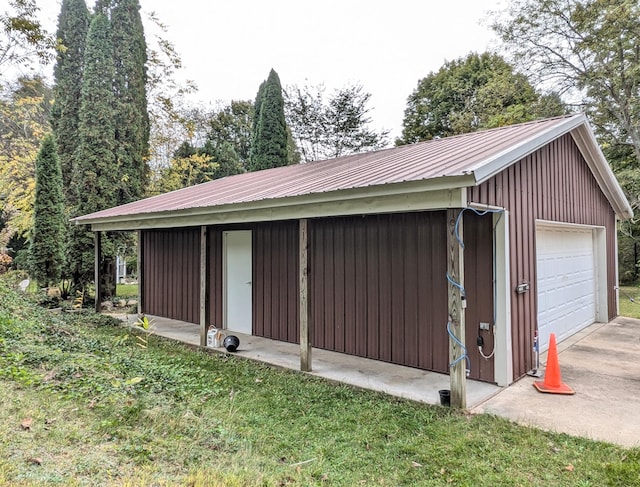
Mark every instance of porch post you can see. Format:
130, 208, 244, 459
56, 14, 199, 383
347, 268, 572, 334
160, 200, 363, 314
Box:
199, 225, 209, 347
137, 230, 144, 317
94, 231, 102, 313
447, 209, 467, 408
299, 218, 312, 371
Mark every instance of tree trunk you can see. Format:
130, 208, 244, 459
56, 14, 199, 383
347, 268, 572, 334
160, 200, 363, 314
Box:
100, 256, 117, 300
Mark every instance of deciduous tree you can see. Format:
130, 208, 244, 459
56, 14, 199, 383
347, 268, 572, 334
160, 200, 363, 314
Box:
285, 83, 389, 162
492, 0, 640, 282
492, 0, 640, 164
397, 52, 566, 144
0, 0, 57, 72
0, 76, 52, 243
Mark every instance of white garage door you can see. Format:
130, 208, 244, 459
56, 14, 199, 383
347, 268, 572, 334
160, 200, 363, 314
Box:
536, 225, 596, 352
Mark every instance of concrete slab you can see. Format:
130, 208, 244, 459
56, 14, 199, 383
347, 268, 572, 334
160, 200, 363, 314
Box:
114, 313, 501, 408
473, 317, 640, 448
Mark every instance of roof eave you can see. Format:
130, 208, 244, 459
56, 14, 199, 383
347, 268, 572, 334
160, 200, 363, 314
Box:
470, 113, 632, 219
78, 175, 476, 231
569, 124, 633, 219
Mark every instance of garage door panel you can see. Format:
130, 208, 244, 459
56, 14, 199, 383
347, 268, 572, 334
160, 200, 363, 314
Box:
536, 225, 596, 351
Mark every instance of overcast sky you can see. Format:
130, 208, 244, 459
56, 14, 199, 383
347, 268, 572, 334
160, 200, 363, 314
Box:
36, 0, 504, 140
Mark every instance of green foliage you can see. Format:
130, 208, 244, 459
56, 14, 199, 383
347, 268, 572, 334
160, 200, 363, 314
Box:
204, 99, 253, 168
68, 13, 120, 294
29, 134, 65, 287
0, 0, 58, 70
397, 52, 567, 144
50, 0, 89, 196
249, 69, 290, 171
618, 286, 640, 318
493, 0, 640, 166
0, 76, 53, 242
0, 275, 638, 485
111, 0, 150, 204
493, 1, 640, 281
285, 83, 389, 162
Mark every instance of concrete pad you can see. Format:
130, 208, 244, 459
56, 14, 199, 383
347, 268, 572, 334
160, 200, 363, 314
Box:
473, 317, 640, 448
118, 314, 500, 408
115, 313, 640, 447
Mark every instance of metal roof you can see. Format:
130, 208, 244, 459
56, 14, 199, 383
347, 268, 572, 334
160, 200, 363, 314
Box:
73, 114, 632, 227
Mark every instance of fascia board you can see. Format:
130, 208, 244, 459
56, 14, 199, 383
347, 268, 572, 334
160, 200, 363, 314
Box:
569, 125, 633, 219
80, 175, 475, 231
471, 114, 587, 184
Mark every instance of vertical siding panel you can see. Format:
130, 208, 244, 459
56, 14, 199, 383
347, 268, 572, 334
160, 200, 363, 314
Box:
378, 217, 392, 362
333, 223, 345, 352
354, 219, 368, 357
390, 216, 405, 363
366, 220, 379, 359
323, 223, 335, 349
470, 134, 619, 378
416, 215, 429, 369
251, 222, 299, 343
343, 222, 356, 355
433, 212, 449, 373
290, 222, 299, 342
208, 228, 222, 329
404, 214, 419, 367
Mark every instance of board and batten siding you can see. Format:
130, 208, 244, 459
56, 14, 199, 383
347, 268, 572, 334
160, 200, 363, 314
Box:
142, 228, 201, 324
467, 133, 618, 379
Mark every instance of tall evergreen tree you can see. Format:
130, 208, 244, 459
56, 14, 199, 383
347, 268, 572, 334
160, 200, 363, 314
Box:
29, 134, 65, 287
250, 69, 289, 171
50, 0, 89, 197
111, 0, 150, 203
69, 12, 118, 293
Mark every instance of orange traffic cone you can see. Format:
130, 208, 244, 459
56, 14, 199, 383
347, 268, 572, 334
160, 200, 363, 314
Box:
533, 333, 575, 395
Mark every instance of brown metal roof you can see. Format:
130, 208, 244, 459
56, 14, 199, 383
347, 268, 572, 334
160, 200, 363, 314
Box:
73, 114, 632, 224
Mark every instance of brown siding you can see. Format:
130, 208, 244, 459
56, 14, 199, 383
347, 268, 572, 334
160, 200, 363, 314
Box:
207, 227, 223, 329
142, 228, 200, 323
310, 213, 452, 373
253, 221, 300, 343
463, 212, 495, 381
468, 134, 618, 379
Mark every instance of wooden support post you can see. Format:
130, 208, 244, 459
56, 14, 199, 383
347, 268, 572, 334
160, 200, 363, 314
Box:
447, 209, 467, 408
199, 226, 208, 347
94, 231, 102, 313
299, 218, 312, 371
137, 230, 144, 317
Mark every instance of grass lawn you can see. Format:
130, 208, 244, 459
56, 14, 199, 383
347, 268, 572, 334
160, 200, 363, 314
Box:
0, 278, 639, 486
619, 286, 640, 319
116, 283, 138, 299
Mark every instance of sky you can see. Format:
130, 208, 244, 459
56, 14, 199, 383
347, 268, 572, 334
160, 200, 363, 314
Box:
35, 0, 505, 140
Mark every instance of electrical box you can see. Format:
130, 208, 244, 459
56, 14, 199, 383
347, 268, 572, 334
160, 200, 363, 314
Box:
516, 282, 530, 294
479, 322, 490, 331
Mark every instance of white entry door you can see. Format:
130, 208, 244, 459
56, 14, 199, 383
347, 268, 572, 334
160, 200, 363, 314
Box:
536, 225, 597, 352
223, 230, 252, 335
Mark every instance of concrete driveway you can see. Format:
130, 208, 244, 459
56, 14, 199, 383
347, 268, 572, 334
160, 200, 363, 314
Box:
472, 317, 640, 448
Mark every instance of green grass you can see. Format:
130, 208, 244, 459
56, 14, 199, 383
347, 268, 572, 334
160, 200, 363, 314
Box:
115, 283, 138, 299
0, 277, 639, 486
619, 286, 640, 319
